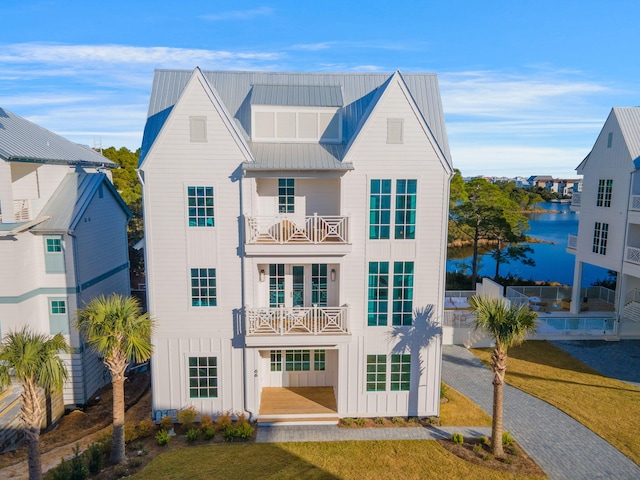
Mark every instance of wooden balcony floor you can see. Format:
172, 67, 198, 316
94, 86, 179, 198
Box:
259, 387, 337, 416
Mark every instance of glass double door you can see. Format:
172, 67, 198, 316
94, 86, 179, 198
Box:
269, 264, 328, 308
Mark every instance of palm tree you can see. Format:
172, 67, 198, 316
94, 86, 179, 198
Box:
469, 295, 537, 457
76, 294, 153, 465
0, 327, 69, 480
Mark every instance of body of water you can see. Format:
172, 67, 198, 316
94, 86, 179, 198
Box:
447, 202, 610, 286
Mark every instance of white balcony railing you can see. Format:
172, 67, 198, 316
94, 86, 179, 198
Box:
246, 305, 350, 336
0, 199, 31, 223
567, 234, 578, 250
626, 246, 640, 265
571, 193, 581, 207
631, 195, 640, 211
245, 215, 350, 245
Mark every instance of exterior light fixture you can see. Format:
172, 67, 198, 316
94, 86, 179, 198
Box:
331, 269, 336, 281
260, 269, 265, 282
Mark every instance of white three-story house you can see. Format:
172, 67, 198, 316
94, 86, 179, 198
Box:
139, 69, 453, 422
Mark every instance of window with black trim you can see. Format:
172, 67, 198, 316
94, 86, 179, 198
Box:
592, 222, 608, 255
596, 179, 613, 207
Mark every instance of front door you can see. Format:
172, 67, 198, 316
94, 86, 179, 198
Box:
269, 264, 328, 308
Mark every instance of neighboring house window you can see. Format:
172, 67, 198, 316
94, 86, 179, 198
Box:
285, 350, 310, 371
596, 179, 613, 207
190, 116, 207, 142
269, 264, 285, 307
314, 350, 326, 371
592, 222, 609, 255
188, 356, 218, 398
44, 235, 65, 274
311, 264, 328, 307
366, 355, 387, 392
369, 180, 392, 239
49, 299, 69, 335
395, 179, 417, 239
387, 118, 404, 144
278, 179, 295, 213
187, 186, 215, 227
367, 262, 389, 326
392, 262, 414, 326
390, 354, 411, 391
270, 351, 282, 372
369, 179, 417, 240
607, 132, 613, 148
190, 268, 217, 306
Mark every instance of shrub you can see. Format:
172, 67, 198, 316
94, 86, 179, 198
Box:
199, 414, 214, 430
478, 436, 489, 445
472, 443, 483, 455
342, 418, 354, 426
502, 456, 514, 465
451, 433, 464, 445
136, 418, 156, 438
374, 417, 385, 425
482, 453, 494, 462
408, 417, 420, 424
426, 416, 441, 426
159, 415, 174, 432
69, 444, 89, 480
186, 427, 200, 442
156, 429, 171, 446
235, 422, 255, 439
502, 431, 514, 446
86, 442, 104, 475
440, 381, 448, 399
124, 421, 139, 443
236, 412, 249, 426
354, 418, 366, 426
203, 425, 216, 440
178, 405, 199, 428
391, 417, 404, 425
216, 411, 233, 431
45, 458, 72, 480
223, 425, 237, 442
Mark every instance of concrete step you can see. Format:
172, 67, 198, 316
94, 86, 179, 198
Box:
258, 415, 339, 426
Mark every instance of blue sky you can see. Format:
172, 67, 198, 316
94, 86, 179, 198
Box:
1, 0, 639, 177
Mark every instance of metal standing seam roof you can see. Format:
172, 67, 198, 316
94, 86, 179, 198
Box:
140, 70, 452, 170
614, 107, 640, 163
250, 85, 344, 107
32, 173, 132, 233
0, 108, 116, 167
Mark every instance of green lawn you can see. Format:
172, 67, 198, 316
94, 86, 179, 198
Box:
472, 341, 640, 466
131, 441, 545, 479
440, 384, 492, 427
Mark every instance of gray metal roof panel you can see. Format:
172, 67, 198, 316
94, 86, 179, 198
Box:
0, 108, 116, 167
613, 107, 640, 162
244, 143, 351, 171
250, 85, 343, 107
32, 173, 131, 233
142, 70, 451, 169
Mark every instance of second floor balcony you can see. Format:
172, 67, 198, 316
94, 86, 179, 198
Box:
245, 214, 351, 255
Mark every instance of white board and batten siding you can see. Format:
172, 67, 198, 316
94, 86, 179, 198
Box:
143, 73, 247, 417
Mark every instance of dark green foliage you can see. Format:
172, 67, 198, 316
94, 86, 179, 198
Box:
203, 425, 216, 440
69, 444, 89, 480
502, 431, 515, 446
156, 430, 171, 446
452, 433, 464, 445
440, 381, 447, 399
223, 425, 237, 442
186, 427, 200, 442
235, 422, 255, 439
86, 442, 104, 474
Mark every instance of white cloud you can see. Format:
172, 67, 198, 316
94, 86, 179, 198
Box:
199, 7, 273, 21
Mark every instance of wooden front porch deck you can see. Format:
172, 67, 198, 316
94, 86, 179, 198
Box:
259, 387, 338, 425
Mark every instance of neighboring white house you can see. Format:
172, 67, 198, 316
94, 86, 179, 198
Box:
139, 69, 453, 422
568, 107, 640, 337
0, 108, 132, 406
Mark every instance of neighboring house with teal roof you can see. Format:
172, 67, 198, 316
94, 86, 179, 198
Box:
140, 69, 452, 423
0, 108, 132, 408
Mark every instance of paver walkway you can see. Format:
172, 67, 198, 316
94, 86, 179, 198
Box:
442, 344, 640, 480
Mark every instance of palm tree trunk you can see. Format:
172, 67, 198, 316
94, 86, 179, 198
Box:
26, 427, 42, 480
110, 375, 126, 464
22, 380, 43, 480
491, 347, 507, 457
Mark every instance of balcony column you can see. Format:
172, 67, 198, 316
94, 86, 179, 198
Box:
0, 161, 15, 223
570, 261, 583, 314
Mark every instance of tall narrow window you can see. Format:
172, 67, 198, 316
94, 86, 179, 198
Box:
607, 132, 613, 148
269, 264, 285, 307
592, 222, 609, 255
49, 298, 69, 335
392, 262, 414, 326
390, 354, 411, 391
190, 268, 217, 307
596, 179, 613, 207
369, 179, 391, 239
278, 179, 295, 213
366, 355, 387, 392
314, 350, 326, 371
188, 357, 218, 398
44, 235, 65, 273
187, 186, 215, 227
311, 264, 328, 307
367, 262, 389, 326
395, 179, 417, 239
270, 351, 282, 372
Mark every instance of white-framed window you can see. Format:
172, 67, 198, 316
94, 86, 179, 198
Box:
596, 179, 613, 207
187, 186, 214, 227
367, 261, 389, 326
390, 354, 411, 391
190, 268, 217, 307
269, 349, 326, 372
367, 354, 411, 392
188, 356, 218, 398
270, 351, 282, 372
49, 298, 69, 335
278, 179, 295, 213
592, 222, 609, 255
392, 261, 414, 326
44, 235, 65, 274
366, 355, 387, 392
369, 179, 417, 240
